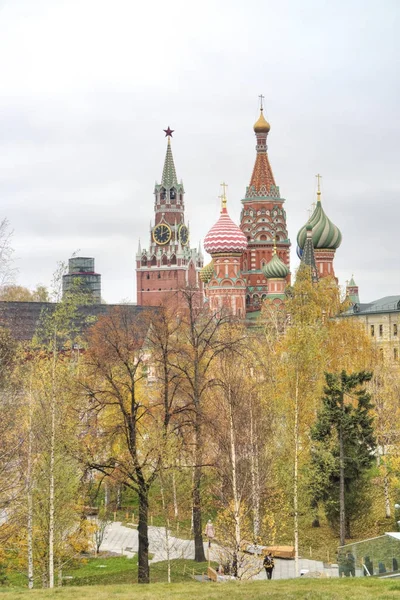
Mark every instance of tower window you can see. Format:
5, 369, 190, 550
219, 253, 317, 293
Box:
379, 324, 383, 336
394, 324, 398, 336
370, 325, 374, 337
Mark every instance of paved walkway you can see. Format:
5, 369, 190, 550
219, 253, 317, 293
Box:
100, 522, 338, 579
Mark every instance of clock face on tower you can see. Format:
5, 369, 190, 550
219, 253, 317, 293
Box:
178, 224, 189, 246
153, 223, 172, 245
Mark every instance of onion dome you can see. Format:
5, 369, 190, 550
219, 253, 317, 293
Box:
199, 260, 214, 284
297, 187, 342, 251
253, 108, 270, 133
263, 244, 289, 279
204, 194, 247, 255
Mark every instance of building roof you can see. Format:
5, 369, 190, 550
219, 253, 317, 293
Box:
161, 137, 178, 189
341, 296, 400, 316
297, 189, 342, 251
204, 200, 247, 255
0, 302, 152, 341
300, 225, 318, 283
263, 244, 289, 279
246, 110, 278, 199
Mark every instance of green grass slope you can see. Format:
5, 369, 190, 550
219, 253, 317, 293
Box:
1, 579, 400, 600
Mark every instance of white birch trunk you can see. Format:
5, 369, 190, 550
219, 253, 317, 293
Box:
249, 398, 260, 542
382, 449, 391, 518
228, 384, 241, 574
172, 471, 178, 519
294, 372, 299, 578
27, 381, 34, 589
48, 338, 57, 588
160, 479, 171, 583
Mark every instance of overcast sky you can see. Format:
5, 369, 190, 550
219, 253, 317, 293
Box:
0, 0, 399, 303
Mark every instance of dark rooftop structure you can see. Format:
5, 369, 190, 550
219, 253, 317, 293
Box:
341, 296, 400, 317
0, 301, 152, 341
62, 257, 101, 303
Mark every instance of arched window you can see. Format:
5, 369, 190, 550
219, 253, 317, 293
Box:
141, 256, 147, 266
160, 188, 166, 200
170, 254, 177, 265
162, 254, 168, 266
170, 188, 176, 200
151, 255, 157, 266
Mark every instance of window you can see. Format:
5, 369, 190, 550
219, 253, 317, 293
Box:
371, 325, 375, 337
379, 324, 383, 336
394, 348, 398, 360
394, 324, 398, 336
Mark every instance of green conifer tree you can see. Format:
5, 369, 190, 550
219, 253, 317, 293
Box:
310, 370, 376, 545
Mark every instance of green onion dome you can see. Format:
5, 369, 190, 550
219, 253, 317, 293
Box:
199, 260, 214, 284
297, 193, 342, 250
263, 251, 289, 279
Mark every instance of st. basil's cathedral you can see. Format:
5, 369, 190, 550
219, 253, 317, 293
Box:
136, 103, 343, 317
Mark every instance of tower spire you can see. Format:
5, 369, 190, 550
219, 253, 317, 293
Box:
246, 95, 276, 198
161, 127, 178, 188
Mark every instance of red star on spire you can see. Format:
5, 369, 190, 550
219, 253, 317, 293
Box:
163, 126, 174, 138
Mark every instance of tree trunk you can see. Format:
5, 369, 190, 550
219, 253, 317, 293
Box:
49, 342, 57, 589
382, 451, 391, 518
192, 408, 206, 562
137, 486, 150, 583
172, 471, 178, 520
249, 397, 260, 543
339, 422, 346, 546
27, 384, 34, 590
294, 372, 299, 577
229, 385, 241, 577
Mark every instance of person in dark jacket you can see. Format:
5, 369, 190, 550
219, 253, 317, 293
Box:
263, 553, 275, 579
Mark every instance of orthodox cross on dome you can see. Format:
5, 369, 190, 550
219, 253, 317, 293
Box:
316, 173, 322, 200
258, 94, 265, 110
163, 126, 174, 138
220, 181, 228, 210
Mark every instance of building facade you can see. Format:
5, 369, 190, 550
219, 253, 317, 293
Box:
239, 108, 291, 312
203, 193, 247, 317
340, 295, 400, 361
136, 128, 203, 306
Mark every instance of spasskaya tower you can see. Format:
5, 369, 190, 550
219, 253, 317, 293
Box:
136, 128, 203, 306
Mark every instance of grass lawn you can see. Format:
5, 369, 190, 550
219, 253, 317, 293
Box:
4, 556, 215, 589
1, 578, 400, 599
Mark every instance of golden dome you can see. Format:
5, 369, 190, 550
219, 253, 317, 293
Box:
253, 109, 270, 133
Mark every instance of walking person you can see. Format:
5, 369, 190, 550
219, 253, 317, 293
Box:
263, 552, 275, 579
204, 520, 215, 548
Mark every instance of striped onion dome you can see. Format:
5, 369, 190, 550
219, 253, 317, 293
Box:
297, 193, 342, 251
263, 250, 289, 279
199, 260, 214, 283
204, 205, 247, 255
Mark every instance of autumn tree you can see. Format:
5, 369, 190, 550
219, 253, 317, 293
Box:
370, 356, 400, 519
81, 306, 167, 584
166, 289, 244, 562
0, 284, 49, 302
